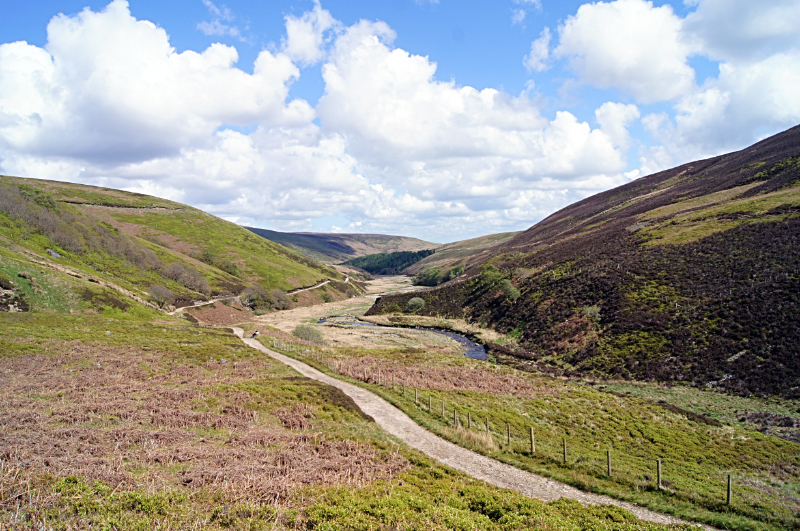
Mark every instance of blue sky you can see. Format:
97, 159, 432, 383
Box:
1, 0, 799, 242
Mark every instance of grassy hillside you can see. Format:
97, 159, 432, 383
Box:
0, 312, 684, 530
403, 232, 522, 286
368, 124, 800, 398
0, 176, 353, 315
265, 315, 800, 531
245, 226, 439, 263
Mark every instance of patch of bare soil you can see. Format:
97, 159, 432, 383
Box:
0, 341, 407, 509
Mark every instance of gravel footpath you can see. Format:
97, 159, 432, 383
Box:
232, 327, 707, 529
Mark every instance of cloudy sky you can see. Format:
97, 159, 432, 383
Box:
1, 0, 799, 243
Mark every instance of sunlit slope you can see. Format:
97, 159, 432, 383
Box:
369, 124, 800, 397
0, 176, 344, 314
403, 231, 522, 275
245, 226, 439, 263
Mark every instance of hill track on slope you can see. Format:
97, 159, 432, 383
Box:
232, 327, 708, 529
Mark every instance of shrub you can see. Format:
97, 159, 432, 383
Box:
219, 258, 239, 277
405, 297, 425, 313
448, 264, 465, 280
149, 285, 175, 308
163, 263, 210, 295
479, 264, 503, 288
500, 279, 520, 301
413, 267, 441, 287
292, 325, 325, 345
270, 289, 291, 310
413, 264, 466, 287
19, 184, 56, 210
241, 285, 273, 310
0, 271, 15, 290
582, 305, 601, 322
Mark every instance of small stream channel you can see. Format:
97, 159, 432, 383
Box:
318, 316, 487, 360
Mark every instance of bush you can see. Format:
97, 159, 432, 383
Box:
0, 271, 14, 290
405, 297, 425, 313
149, 285, 175, 308
448, 264, 465, 280
219, 258, 239, 277
500, 279, 520, 301
479, 264, 503, 288
292, 325, 325, 345
163, 263, 210, 295
413, 264, 466, 287
241, 285, 272, 310
582, 305, 601, 322
270, 289, 291, 310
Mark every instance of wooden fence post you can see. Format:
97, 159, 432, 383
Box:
727, 475, 732, 505
507, 424, 511, 446
415, 388, 418, 405
563, 438, 567, 463
442, 400, 445, 418
468, 412, 472, 429
657, 459, 662, 490
454, 407, 457, 428
429, 395, 432, 412
486, 417, 489, 434
607, 450, 611, 476
530, 427, 535, 453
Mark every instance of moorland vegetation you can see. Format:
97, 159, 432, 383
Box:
369, 124, 800, 399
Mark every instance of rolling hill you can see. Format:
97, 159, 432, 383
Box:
368, 124, 800, 398
0, 176, 356, 316
402, 231, 522, 276
244, 226, 439, 263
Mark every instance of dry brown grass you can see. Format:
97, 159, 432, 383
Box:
0, 339, 407, 510
331, 356, 561, 399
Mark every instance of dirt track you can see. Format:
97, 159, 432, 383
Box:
231, 326, 707, 529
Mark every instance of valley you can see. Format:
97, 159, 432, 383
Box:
1, 125, 799, 530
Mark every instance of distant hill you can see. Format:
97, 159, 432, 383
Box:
0, 176, 355, 316
244, 227, 438, 263
369, 124, 800, 397
343, 249, 435, 275
403, 232, 522, 277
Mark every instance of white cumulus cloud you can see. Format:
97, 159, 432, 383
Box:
0, 0, 647, 242
282, 0, 338, 66
524, 27, 551, 72
555, 0, 697, 104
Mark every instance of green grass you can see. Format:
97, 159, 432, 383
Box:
278, 340, 800, 531
18, 464, 689, 531
601, 381, 800, 435
640, 183, 800, 246
0, 313, 686, 530
0, 176, 347, 308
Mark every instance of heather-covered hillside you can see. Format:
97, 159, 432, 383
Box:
368, 125, 800, 397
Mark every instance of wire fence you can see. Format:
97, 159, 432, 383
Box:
266, 338, 794, 526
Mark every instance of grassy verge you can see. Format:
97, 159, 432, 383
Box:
1, 313, 685, 530
274, 339, 800, 531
